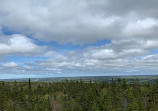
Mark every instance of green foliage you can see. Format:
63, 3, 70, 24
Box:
0, 78, 158, 110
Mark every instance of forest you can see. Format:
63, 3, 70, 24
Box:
0, 78, 158, 111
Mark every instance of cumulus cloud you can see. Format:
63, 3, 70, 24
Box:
24, 46, 158, 76
0, 0, 157, 44
0, 34, 53, 56
0, 0, 158, 77
2, 62, 18, 67
123, 18, 158, 37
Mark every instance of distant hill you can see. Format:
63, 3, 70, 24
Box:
1, 75, 158, 83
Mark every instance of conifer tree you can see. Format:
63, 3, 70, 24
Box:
27, 78, 32, 111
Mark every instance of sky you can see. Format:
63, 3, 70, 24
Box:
0, 0, 158, 79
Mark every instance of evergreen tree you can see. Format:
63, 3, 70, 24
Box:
27, 78, 32, 111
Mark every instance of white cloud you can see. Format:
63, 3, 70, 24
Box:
124, 18, 158, 36
0, 34, 53, 56
0, 0, 158, 77
91, 49, 115, 59
2, 62, 18, 67
0, 0, 157, 44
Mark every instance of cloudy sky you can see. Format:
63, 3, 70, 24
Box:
0, 0, 158, 79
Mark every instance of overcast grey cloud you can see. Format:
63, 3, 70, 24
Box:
0, 0, 157, 43
0, 0, 158, 78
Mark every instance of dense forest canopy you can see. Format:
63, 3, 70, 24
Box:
0, 78, 158, 111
